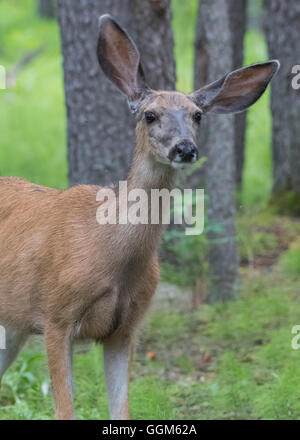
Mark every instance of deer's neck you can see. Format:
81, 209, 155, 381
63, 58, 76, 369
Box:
127, 153, 175, 195
110, 125, 177, 263
127, 124, 176, 209
127, 123, 176, 192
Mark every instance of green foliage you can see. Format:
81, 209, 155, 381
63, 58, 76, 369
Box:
237, 211, 278, 261
239, 231, 278, 261
271, 191, 300, 217
279, 247, 300, 278
0, 342, 53, 419
171, 0, 198, 93
238, 211, 300, 263
0, 0, 67, 189
242, 30, 272, 212
162, 229, 207, 287
161, 178, 208, 288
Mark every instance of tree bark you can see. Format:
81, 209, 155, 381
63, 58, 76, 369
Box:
39, 0, 56, 18
192, 2, 210, 190
57, 0, 175, 187
228, 0, 247, 187
194, 0, 239, 302
264, 0, 300, 198
193, 0, 247, 189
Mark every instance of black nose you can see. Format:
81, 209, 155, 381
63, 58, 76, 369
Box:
174, 142, 198, 162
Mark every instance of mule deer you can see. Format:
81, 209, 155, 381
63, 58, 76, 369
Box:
0, 14, 279, 419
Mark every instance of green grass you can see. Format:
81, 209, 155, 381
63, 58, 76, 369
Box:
279, 245, 300, 279
0, 341, 175, 420
3, 249, 300, 419
152, 266, 300, 420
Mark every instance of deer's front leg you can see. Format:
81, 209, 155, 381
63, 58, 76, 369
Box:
103, 332, 133, 420
45, 323, 74, 420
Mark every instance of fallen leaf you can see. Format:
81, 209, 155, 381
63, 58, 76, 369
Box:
146, 351, 157, 361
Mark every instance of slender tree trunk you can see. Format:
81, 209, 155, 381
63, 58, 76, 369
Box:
194, 0, 247, 189
39, 0, 56, 18
130, 0, 176, 92
57, 0, 175, 187
194, 0, 239, 302
264, 0, 300, 203
192, 2, 209, 190
228, 0, 247, 187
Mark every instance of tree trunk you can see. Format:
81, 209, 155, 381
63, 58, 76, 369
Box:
39, 0, 56, 18
192, 2, 210, 190
228, 0, 247, 187
57, 0, 175, 187
194, 0, 239, 302
264, 0, 300, 201
194, 0, 247, 189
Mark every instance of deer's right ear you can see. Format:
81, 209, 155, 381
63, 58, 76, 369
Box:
189, 61, 280, 114
97, 14, 148, 106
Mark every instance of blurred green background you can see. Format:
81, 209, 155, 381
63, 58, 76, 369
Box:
1, 0, 300, 420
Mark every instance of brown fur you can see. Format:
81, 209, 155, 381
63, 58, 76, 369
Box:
0, 134, 170, 340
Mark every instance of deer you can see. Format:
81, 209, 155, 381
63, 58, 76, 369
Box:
0, 14, 279, 420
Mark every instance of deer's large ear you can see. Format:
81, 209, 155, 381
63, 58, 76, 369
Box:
97, 14, 148, 104
189, 61, 280, 114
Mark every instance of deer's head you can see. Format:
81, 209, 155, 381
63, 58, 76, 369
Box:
97, 14, 279, 169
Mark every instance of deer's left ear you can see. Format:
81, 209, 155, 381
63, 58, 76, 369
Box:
189, 60, 280, 114
97, 14, 148, 106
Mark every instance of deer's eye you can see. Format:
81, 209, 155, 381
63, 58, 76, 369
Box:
193, 111, 202, 124
145, 111, 157, 124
